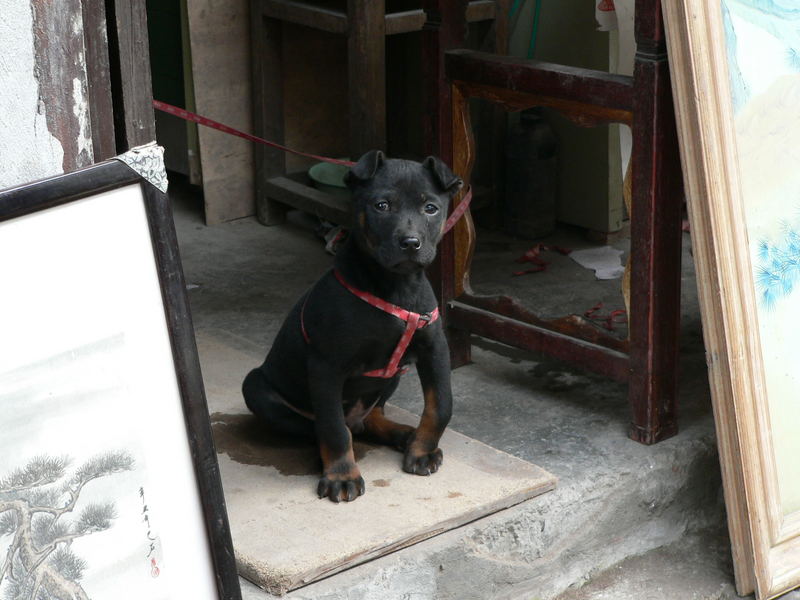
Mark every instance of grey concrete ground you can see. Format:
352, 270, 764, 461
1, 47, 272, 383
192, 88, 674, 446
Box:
169, 177, 794, 600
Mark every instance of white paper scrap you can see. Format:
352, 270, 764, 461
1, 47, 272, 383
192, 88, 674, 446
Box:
569, 246, 625, 280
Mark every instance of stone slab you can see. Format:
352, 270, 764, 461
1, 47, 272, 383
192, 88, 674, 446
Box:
197, 330, 557, 596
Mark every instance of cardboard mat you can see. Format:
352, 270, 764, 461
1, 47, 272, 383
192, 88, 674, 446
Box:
197, 329, 557, 595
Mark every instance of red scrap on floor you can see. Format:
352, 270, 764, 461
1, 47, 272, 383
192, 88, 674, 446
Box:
584, 302, 628, 331
512, 244, 572, 276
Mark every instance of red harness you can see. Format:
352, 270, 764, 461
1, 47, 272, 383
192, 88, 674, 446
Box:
301, 269, 440, 379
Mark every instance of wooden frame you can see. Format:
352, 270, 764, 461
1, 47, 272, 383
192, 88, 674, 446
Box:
664, 1, 800, 597
0, 161, 241, 599
439, 0, 684, 445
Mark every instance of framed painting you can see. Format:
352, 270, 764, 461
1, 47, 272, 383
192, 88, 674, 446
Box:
0, 160, 242, 600
663, 1, 800, 598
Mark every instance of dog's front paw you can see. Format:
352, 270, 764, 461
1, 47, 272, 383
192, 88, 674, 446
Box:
402, 446, 443, 476
317, 468, 366, 503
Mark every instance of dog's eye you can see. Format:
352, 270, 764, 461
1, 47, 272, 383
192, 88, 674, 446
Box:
424, 203, 439, 215
374, 200, 390, 212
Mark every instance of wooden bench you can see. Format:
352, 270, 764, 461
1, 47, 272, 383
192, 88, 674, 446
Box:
249, 0, 508, 226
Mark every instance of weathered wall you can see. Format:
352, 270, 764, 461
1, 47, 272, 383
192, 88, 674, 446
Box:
0, 0, 93, 191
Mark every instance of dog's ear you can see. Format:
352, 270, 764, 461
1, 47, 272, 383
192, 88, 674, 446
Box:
423, 156, 463, 196
344, 150, 385, 188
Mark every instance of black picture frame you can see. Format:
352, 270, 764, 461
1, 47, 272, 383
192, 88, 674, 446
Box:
0, 160, 241, 600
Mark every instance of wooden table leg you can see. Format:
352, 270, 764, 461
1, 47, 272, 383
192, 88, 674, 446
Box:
347, 0, 386, 157
422, 0, 471, 366
627, 4, 683, 443
446, 83, 478, 367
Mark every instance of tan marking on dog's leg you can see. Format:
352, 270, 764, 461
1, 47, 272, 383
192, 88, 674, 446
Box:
403, 388, 445, 475
361, 407, 414, 451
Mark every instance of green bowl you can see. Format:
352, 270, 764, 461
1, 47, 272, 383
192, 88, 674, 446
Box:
308, 161, 351, 200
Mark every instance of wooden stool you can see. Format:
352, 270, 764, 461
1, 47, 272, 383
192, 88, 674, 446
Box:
437, 1, 683, 444
250, 0, 507, 227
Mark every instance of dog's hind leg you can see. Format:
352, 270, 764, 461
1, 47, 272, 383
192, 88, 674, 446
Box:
242, 368, 316, 439
359, 388, 415, 452
360, 407, 415, 452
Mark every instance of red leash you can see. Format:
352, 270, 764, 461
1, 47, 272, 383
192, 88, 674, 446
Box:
152, 99, 470, 234
152, 100, 355, 167
443, 188, 471, 235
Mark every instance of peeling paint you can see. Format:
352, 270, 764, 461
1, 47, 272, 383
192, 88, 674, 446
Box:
72, 77, 92, 160
29, 0, 94, 173
0, 0, 64, 189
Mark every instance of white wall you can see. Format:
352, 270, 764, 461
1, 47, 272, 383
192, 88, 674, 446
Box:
0, 0, 94, 191
0, 1, 65, 189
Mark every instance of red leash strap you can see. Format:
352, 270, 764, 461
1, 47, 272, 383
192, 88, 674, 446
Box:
153, 100, 355, 167
333, 269, 439, 378
152, 100, 471, 232
364, 313, 421, 378
333, 269, 438, 324
442, 187, 471, 236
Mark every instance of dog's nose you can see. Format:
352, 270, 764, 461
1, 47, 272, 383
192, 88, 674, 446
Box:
399, 236, 421, 251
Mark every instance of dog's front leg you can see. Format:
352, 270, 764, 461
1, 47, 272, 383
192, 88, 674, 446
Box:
404, 332, 453, 475
309, 358, 365, 503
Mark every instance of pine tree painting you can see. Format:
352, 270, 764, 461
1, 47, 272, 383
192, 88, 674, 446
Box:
755, 216, 800, 310
0, 451, 134, 600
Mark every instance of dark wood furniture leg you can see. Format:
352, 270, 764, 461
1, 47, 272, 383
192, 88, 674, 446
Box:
424, 0, 510, 368
627, 0, 682, 443
422, 0, 471, 367
347, 0, 387, 157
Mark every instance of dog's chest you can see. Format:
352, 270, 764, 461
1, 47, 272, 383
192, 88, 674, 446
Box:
359, 313, 428, 361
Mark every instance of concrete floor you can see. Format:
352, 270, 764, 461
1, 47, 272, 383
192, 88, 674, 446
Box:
169, 178, 796, 600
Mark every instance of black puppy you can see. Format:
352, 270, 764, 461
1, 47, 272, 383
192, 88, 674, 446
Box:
243, 150, 462, 503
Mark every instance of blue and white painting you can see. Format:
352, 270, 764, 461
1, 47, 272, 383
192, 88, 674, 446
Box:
756, 215, 800, 309
722, 0, 800, 515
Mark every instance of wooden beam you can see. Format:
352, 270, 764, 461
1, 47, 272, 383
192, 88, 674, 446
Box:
448, 301, 631, 382
385, 10, 426, 35
105, 0, 156, 152
445, 49, 635, 114
261, 0, 347, 34
457, 292, 629, 353
465, 0, 496, 23
264, 177, 351, 225
81, 0, 116, 161
251, 8, 288, 225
